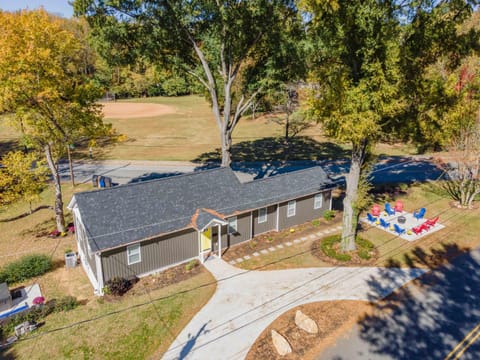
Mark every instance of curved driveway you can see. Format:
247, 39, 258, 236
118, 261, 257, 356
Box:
162, 258, 426, 360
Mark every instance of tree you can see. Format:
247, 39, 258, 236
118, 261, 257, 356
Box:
269, 84, 312, 144
0, 10, 109, 232
0, 151, 49, 212
303, 0, 478, 252
75, 0, 303, 166
440, 57, 480, 208
303, 0, 402, 251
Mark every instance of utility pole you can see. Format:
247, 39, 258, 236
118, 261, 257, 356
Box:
67, 144, 75, 186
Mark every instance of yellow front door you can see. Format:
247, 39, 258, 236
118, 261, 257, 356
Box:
201, 228, 212, 251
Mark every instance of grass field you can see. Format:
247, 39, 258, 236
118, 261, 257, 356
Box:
0, 95, 416, 162
0, 184, 216, 359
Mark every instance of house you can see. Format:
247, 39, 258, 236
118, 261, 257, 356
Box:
68, 166, 336, 295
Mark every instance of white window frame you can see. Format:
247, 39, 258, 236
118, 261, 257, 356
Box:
258, 208, 268, 224
314, 193, 323, 209
127, 244, 141, 265
228, 216, 238, 234
287, 200, 296, 217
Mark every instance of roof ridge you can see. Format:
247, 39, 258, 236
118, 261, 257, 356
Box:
74, 166, 232, 197
241, 166, 326, 184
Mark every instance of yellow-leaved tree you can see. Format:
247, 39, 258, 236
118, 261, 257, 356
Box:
0, 9, 110, 232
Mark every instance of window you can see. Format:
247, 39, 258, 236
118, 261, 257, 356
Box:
314, 193, 323, 209
228, 216, 238, 234
127, 244, 141, 265
287, 200, 296, 217
258, 208, 267, 224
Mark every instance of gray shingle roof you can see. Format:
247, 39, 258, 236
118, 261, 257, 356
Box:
73, 166, 335, 252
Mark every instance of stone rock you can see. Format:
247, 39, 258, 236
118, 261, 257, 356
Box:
271, 329, 292, 356
295, 310, 318, 334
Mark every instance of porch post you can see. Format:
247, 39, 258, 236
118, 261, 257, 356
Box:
198, 231, 204, 264
218, 224, 222, 258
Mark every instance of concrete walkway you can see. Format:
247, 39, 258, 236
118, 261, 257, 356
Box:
162, 258, 427, 360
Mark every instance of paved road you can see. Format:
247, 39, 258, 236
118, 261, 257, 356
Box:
59, 156, 444, 186
161, 257, 426, 360
318, 246, 480, 360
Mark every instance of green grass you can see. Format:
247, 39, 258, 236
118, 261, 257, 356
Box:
6, 270, 215, 360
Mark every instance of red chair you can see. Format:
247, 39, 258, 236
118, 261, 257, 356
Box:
372, 204, 381, 217
394, 200, 404, 213
425, 217, 439, 228
419, 223, 430, 232
412, 226, 423, 235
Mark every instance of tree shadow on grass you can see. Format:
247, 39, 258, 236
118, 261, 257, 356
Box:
193, 136, 349, 163
358, 243, 480, 360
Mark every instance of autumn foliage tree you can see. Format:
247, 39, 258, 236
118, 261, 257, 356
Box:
0, 151, 49, 212
0, 10, 109, 232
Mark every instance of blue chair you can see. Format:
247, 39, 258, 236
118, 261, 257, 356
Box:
385, 203, 395, 216
394, 223, 405, 235
380, 218, 390, 229
367, 213, 377, 223
413, 207, 426, 220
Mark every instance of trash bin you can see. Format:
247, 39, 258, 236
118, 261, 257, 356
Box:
99, 176, 105, 188
92, 175, 99, 187
104, 176, 112, 188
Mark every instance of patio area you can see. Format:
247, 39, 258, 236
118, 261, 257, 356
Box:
361, 203, 445, 242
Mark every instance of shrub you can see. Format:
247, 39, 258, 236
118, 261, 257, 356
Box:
105, 277, 133, 296
0, 254, 52, 284
311, 219, 320, 227
185, 259, 198, 272
52, 296, 79, 312
320, 235, 374, 262
320, 235, 352, 262
323, 210, 336, 221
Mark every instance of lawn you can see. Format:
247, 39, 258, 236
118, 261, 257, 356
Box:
225, 184, 480, 271
1, 95, 416, 162
0, 184, 216, 359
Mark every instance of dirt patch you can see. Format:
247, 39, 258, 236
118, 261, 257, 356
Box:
222, 217, 342, 263
310, 237, 379, 266
101, 102, 175, 119
246, 300, 372, 360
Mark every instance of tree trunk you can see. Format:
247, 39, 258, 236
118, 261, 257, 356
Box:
45, 144, 66, 233
341, 141, 368, 252
221, 128, 232, 167
285, 114, 290, 144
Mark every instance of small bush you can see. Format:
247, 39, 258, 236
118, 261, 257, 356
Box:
320, 235, 374, 262
323, 210, 336, 221
0, 254, 52, 284
321, 236, 352, 261
53, 296, 79, 312
311, 219, 320, 227
105, 277, 133, 296
185, 259, 197, 272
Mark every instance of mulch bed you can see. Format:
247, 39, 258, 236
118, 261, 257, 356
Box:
246, 300, 372, 360
103, 260, 204, 300
222, 216, 342, 262
310, 238, 379, 266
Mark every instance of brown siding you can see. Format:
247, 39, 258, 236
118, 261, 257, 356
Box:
252, 205, 278, 236
100, 228, 198, 282
278, 191, 331, 230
